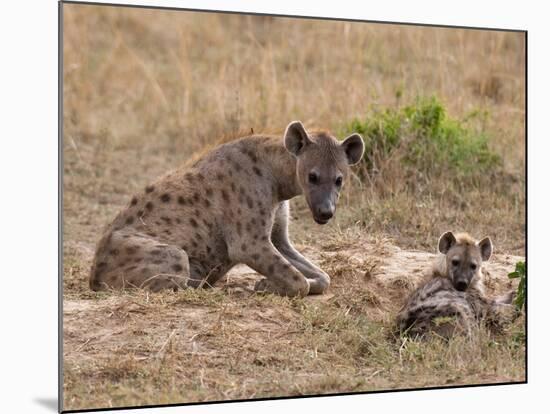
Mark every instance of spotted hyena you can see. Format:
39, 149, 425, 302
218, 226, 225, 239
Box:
89, 121, 364, 297
396, 231, 516, 337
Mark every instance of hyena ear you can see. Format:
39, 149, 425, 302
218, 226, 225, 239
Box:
478, 237, 493, 261
438, 231, 456, 254
284, 121, 312, 156
341, 133, 365, 165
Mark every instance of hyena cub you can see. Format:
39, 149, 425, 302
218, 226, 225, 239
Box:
396, 231, 515, 337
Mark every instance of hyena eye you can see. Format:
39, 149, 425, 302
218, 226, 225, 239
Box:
308, 172, 319, 184
470, 263, 477, 270
451, 259, 460, 267
335, 176, 343, 187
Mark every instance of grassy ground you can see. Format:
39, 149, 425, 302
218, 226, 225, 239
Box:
62, 3, 526, 411
63, 241, 524, 410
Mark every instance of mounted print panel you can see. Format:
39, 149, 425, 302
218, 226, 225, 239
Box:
61, 1, 526, 411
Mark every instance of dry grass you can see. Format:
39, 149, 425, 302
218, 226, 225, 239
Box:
63, 241, 524, 410
62, 3, 526, 411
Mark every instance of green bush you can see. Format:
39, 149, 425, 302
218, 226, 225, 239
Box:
341, 97, 501, 180
508, 261, 526, 311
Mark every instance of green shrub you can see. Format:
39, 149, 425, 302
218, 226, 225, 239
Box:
341, 97, 501, 180
508, 261, 526, 311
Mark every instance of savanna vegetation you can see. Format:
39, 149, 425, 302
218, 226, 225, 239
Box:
62, 4, 525, 410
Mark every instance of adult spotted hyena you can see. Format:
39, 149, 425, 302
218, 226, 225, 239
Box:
89, 121, 364, 297
396, 232, 516, 337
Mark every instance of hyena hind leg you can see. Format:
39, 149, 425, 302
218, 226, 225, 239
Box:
90, 231, 191, 292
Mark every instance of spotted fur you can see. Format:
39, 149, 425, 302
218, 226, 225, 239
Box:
396, 231, 516, 337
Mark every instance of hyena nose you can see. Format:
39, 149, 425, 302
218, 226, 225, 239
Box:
317, 205, 334, 221
455, 281, 468, 291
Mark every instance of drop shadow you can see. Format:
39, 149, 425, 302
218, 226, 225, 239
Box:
34, 397, 58, 412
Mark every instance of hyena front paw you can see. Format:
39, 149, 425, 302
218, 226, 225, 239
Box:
254, 277, 274, 293
254, 277, 309, 297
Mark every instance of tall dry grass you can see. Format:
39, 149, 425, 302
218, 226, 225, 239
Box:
63, 4, 525, 254
64, 6, 525, 146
